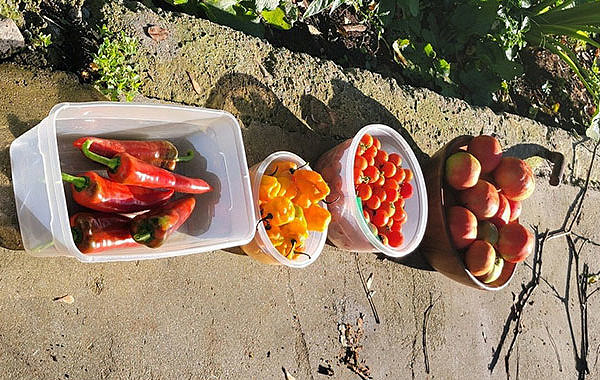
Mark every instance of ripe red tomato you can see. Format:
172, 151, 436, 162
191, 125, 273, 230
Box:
386, 231, 404, 247
372, 210, 389, 227
395, 198, 405, 208
372, 187, 387, 203
381, 162, 397, 178
388, 153, 402, 166
354, 155, 368, 171
390, 220, 402, 232
385, 188, 399, 203
375, 150, 388, 165
366, 196, 381, 210
404, 168, 413, 182
379, 202, 396, 218
363, 166, 380, 184
362, 209, 371, 224
354, 167, 366, 185
357, 183, 372, 201
364, 145, 378, 159
392, 168, 406, 184
400, 182, 413, 198
360, 134, 373, 149
392, 207, 407, 222
383, 178, 399, 190
372, 137, 381, 150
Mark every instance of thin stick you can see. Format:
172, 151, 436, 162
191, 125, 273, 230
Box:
355, 253, 380, 324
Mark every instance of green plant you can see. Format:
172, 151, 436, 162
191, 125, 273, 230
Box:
32, 33, 52, 48
165, 0, 298, 35
92, 26, 142, 102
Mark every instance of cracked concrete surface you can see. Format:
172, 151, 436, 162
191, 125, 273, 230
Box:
1, 2, 600, 378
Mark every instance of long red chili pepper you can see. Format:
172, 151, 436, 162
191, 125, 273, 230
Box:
73, 137, 194, 170
62, 171, 174, 213
80, 140, 212, 194
70, 212, 139, 254
130, 197, 196, 248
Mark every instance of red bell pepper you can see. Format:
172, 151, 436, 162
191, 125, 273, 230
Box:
70, 212, 139, 254
130, 197, 196, 248
80, 140, 212, 194
73, 136, 194, 170
61, 171, 174, 213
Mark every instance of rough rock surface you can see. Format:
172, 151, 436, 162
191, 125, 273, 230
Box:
1, 2, 600, 379
0, 18, 24, 58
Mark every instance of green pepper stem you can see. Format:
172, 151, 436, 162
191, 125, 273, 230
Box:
81, 139, 119, 171
61, 172, 89, 191
133, 232, 152, 243
175, 150, 194, 162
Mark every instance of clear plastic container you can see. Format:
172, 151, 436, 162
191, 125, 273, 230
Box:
10, 102, 257, 262
241, 151, 327, 268
315, 124, 427, 257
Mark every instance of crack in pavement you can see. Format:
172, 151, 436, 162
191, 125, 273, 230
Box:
286, 269, 314, 380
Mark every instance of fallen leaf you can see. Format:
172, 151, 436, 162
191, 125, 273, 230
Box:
307, 24, 321, 35
282, 367, 296, 380
147, 25, 169, 42
53, 295, 74, 304
186, 71, 202, 95
366, 273, 373, 290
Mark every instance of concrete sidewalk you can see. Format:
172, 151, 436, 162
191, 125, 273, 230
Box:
1, 2, 599, 377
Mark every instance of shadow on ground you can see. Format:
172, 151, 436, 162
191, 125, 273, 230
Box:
206, 72, 433, 270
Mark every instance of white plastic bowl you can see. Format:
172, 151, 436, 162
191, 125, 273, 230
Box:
241, 151, 327, 268
10, 102, 257, 262
315, 124, 427, 257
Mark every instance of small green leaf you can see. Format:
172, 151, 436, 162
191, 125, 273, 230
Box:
262, 7, 292, 29
423, 43, 435, 58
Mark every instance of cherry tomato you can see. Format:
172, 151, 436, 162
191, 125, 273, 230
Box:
372, 210, 389, 227
379, 202, 396, 218
385, 188, 399, 203
366, 196, 381, 210
390, 220, 402, 232
395, 198, 405, 208
378, 234, 389, 246
354, 167, 365, 185
378, 224, 390, 236
360, 134, 373, 149
392, 168, 406, 184
404, 169, 413, 182
400, 182, 413, 198
386, 230, 404, 247
357, 183, 372, 201
388, 153, 402, 166
374, 150, 388, 166
386, 216, 394, 228
354, 155, 368, 171
383, 178, 399, 190
362, 209, 371, 224
364, 145, 378, 159
393, 207, 407, 222
365, 154, 375, 166
381, 161, 397, 178
375, 175, 385, 186
372, 187, 387, 203
372, 137, 381, 150
363, 166, 380, 184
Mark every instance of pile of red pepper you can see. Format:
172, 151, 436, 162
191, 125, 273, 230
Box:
64, 137, 212, 254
